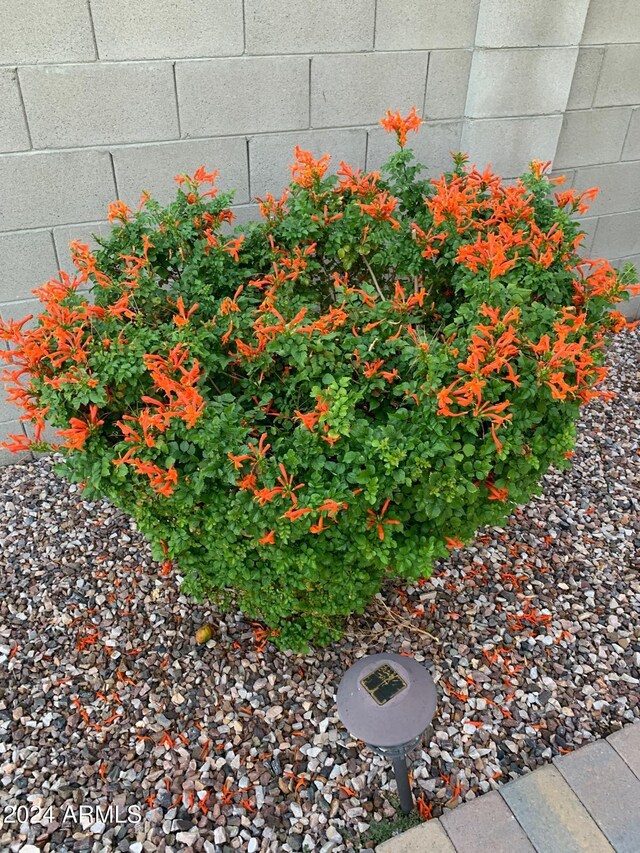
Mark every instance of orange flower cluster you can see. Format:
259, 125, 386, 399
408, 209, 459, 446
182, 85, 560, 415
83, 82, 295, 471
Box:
417, 164, 594, 278
357, 191, 400, 230
58, 405, 104, 451
228, 427, 351, 540
290, 146, 331, 189
307, 498, 349, 535
573, 258, 622, 306
107, 200, 132, 224
380, 106, 422, 148
114, 344, 204, 495
294, 395, 330, 432
554, 186, 599, 215
256, 190, 289, 220
0, 266, 108, 450
142, 344, 205, 429
336, 162, 381, 196
334, 161, 401, 231
530, 309, 608, 403
230, 241, 367, 362
366, 499, 400, 541
175, 166, 220, 201
437, 305, 521, 451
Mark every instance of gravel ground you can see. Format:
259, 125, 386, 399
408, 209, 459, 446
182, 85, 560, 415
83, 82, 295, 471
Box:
1, 326, 639, 853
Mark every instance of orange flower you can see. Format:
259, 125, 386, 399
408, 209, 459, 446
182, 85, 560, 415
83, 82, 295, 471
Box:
257, 190, 289, 219
366, 499, 400, 541
57, 405, 103, 451
281, 506, 313, 521
411, 224, 447, 260
294, 409, 320, 431
290, 146, 331, 188
175, 167, 219, 199
486, 482, 509, 501
1, 433, 32, 453
529, 160, 552, 179
142, 344, 205, 429
380, 107, 422, 147
259, 530, 276, 546
456, 233, 518, 280
224, 236, 244, 262
336, 162, 380, 196
310, 204, 344, 226
220, 285, 244, 316
309, 517, 326, 534
107, 200, 132, 223
390, 280, 427, 313
363, 359, 385, 379
172, 296, 199, 328
358, 191, 400, 229
316, 498, 348, 516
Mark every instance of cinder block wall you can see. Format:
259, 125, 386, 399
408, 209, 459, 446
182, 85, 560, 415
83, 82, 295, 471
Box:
1, 0, 639, 462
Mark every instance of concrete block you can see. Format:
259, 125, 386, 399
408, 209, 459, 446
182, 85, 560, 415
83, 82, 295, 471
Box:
375, 0, 479, 50
567, 48, 605, 110
112, 138, 250, 208
590, 212, 640, 260
52, 221, 111, 274
0, 0, 95, 64
608, 723, 640, 780
594, 45, 640, 107
466, 48, 577, 118
475, 0, 589, 47
311, 53, 428, 128
573, 162, 640, 216
0, 298, 42, 446
617, 293, 640, 322
1, 384, 18, 424
367, 121, 462, 176
245, 0, 374, 54
376, 818, 455, 853
177, 57, 309, 138
555, 108, 632, 169
552, 169, 575, 188
582, 0, 640, 44
90, 0, 243, 60
500, 764, 613, 853
440, 790, 535, 853
0, 298, 42, 327
248, 129, 366, 198
0, 422, 31, 466
613, 258, 640, 321
613, 255, 640, 272
576, 217, 598, 256
23, 418, 60, 446
0, 383, 22, 426
228, 204, 260, 231
20, 63, 178, 149
461, 115, 563, 178
425, 50, 472, 119
0, 231, 58, 304
622, 109, 640, 161
0, 150, 116, 231
0, 69, 29, 154
554, 740, 640, 852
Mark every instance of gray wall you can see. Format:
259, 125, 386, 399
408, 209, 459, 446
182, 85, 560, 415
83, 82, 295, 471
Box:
1, 0, 639, 462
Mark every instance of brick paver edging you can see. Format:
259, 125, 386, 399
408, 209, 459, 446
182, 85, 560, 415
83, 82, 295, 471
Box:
377, 721, 640, 853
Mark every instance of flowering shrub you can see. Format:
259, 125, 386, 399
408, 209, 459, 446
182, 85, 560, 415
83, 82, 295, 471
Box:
2, 110, 636, 650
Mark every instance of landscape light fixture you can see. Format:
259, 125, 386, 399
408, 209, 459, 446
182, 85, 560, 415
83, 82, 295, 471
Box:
336, 651, 438, 814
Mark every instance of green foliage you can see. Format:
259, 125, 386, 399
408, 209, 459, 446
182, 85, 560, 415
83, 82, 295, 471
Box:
1, 130, 629, 651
